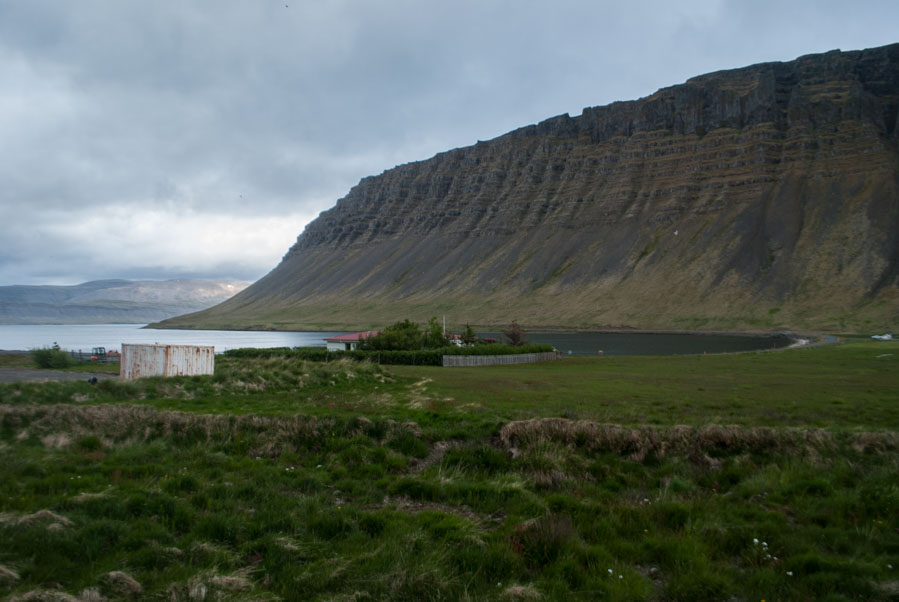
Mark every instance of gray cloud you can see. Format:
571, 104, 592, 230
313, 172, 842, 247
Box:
1, 0, 896, 284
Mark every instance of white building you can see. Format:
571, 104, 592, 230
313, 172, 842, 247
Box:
120, 343, 214, 380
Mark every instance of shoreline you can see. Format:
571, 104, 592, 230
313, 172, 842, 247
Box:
144, 322, 814, 338
1, 331, 830, 356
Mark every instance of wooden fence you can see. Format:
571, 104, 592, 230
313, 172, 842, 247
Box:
442, 351, 564, 367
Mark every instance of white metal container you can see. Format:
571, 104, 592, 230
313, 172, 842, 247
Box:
120, 343, 215, 380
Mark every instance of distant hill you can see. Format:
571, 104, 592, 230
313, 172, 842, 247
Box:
158, 44, 899, 333
0, 279, 250, 324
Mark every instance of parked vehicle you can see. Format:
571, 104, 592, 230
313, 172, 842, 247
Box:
69, 347, 120, 362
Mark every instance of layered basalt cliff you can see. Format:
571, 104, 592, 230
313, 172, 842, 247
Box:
164, 44, 899, 332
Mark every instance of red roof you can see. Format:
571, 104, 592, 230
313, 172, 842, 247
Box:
323, 330, 379, 343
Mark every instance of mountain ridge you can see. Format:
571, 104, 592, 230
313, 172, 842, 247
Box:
158, 44, 899, 333
1, 279, 250, 325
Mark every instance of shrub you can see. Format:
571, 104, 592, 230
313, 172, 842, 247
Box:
223, 343, 554, 366
442, 343, 554, 356
360, 319, 425, 350
503, 322, 528, 346
31, 346, 74, 369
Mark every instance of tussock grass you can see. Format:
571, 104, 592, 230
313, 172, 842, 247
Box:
1, 401, 896, 600
0, 565, 20, 583
500, 418, 897, 463
101, 571, 142, 597
10, 590, 82, 602
501, 584, 543, 600
0, 404, 422, 458
1, 342, 897, 600
3, 509, 73, 528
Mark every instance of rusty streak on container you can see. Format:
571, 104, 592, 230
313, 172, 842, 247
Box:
120, 343, 215, 380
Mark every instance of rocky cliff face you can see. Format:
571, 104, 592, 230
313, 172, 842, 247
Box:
165, 44, 899, 332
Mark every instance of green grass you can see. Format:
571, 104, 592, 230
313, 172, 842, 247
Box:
0, 351, 120, 374
393, 340, 899, 429
0, 341, 897, 600
0, 354, 33, 369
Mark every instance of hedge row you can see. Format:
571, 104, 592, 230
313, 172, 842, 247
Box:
223, 343, 555, 366
443, 343, 554, 356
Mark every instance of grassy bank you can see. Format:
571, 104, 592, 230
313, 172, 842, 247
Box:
1, 342, 897, 600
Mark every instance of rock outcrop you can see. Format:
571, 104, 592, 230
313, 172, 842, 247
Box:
162, 44, 899, 332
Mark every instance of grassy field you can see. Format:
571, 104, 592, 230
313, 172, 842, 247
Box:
0, 341, 897, 600
0, 352, 120, 374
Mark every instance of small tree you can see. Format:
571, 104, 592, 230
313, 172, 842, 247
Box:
360, 319, 424, 350
461, 324, 478, 346
425, 316, 447, 349
503, 321, 528, 346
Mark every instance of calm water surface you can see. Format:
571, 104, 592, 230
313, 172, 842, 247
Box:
0, 324, 345, 353
0, 324, 792, 355
480, 331, 792, 355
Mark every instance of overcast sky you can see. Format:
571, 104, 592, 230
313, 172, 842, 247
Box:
1, 1, 896, 286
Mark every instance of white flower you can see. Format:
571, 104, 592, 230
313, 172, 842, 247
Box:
753, 538, 759, 545
608, 569, 613, 575
618, 575, 623, 579
786, 571, 793, 577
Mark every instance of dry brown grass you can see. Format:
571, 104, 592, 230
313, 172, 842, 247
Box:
0, 564, 21, 583
10, 591, 81, 602
40, 433, 72, 449
207, 574, 252, 592
501, 584, 544, 600
1, 509, 74, 529
499, 417, 896, 462
165, 569, 271, 601
75, 589, 104, 602
1, 404, 322, 448
0, 404, 426, 460
101, 571, 142, 597
71, 490, 111, 504
851, 431, 899, 454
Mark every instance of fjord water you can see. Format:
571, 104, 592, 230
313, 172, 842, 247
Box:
481, 331, 792, 355
0, 324, 345, 353
1, 323, 792, 355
